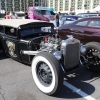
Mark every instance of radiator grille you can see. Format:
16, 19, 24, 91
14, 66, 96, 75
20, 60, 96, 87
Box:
64, 42, 80, 68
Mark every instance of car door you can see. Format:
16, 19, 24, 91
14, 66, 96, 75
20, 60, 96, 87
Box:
59, 20, 86, 40
2, 26, 21, 61
64, 20, 87, 40
84, 20, 100, 43
70, 20, 88, 41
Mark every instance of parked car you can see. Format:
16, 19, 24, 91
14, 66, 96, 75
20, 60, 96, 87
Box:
28, 6, 53, 21
59, 15, 83, 26
77, 12, 99, 17
15, 11, 25, 19
0, 19, 98, 96
58, 17, 100, 44
58, 17, 100, 72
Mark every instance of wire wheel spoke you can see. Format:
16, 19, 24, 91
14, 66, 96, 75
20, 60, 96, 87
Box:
86, 49, 100, 66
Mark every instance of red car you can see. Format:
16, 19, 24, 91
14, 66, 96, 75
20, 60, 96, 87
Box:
58, 17, 100, 72
58, 17, 100, 44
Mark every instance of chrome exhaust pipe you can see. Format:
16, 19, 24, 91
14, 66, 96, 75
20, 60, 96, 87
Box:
22, 50, 41, 55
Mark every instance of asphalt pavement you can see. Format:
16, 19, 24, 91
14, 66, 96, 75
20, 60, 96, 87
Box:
0, 50, 100, 100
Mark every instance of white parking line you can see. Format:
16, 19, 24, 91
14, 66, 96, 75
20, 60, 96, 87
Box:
63, 81, 96, 100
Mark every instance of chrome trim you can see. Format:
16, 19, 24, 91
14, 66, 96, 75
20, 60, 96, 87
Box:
22, 50, 41, 55
80, 45, 86, 54
60, 64, 65, 73
20, 39, 29, 43
80, 59, 84, 67
53, 51, 62, 60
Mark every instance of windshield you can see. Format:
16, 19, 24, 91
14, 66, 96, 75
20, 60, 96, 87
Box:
36, 10, 55, 15
19, 26, 54, 38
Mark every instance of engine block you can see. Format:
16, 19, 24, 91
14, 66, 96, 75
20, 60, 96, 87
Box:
39, 34, 61, 52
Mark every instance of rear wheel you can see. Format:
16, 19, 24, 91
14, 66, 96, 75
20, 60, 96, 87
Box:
31, 52, 64, 95
81, 42, 100, 72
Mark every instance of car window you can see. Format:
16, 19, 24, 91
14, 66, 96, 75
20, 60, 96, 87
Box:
66, 18, 74, 21
76, 21, 88, 26
88, 14, 97, 17
40, 10, 46, 15
0, 26, 4, 33
19, 26, 53, 38
45, 10, 50, 15
77, 17, 83, 20
5, 26, 17, 37
61, 17, 66, 21
50, 11, 55, 15
88, 21, 100, 28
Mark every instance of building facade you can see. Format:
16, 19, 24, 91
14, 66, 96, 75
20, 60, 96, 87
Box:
0, 0, 100, 13
0, 0, 47, 12
48, 0, 100, 13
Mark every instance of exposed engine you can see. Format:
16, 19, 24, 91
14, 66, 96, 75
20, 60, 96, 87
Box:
23, 34, 81, 69
39, 34, 61, 52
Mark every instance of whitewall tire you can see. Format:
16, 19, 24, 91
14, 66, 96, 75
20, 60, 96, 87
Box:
31, 52, 63, 95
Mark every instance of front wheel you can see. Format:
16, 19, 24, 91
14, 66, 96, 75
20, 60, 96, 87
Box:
81, 42, 100, 72
31, 52, 64, 95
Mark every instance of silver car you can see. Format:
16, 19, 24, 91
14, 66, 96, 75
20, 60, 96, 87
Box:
59, 15, 83, 26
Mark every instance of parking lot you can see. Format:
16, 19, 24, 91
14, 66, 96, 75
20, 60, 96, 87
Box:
0, 50, 100, 100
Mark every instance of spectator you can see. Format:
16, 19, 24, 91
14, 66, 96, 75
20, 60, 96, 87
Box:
58, 12, 62, 19
55, 12, 60, 27
15, 12, 18, 19
5, 12, 10, 19
24, 12, 29, 19
10, 11, 17, 19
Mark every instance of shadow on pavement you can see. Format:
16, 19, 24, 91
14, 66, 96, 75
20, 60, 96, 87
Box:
54, 68, 100, 99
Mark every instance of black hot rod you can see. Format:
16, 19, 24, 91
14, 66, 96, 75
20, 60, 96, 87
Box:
0, 19, 99, 95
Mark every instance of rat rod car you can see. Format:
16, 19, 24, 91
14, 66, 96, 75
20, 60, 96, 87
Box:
0, 19, 97, 95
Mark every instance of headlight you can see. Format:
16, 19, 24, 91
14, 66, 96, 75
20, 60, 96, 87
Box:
53, 51, 61, 60
80, 45, 86, 54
